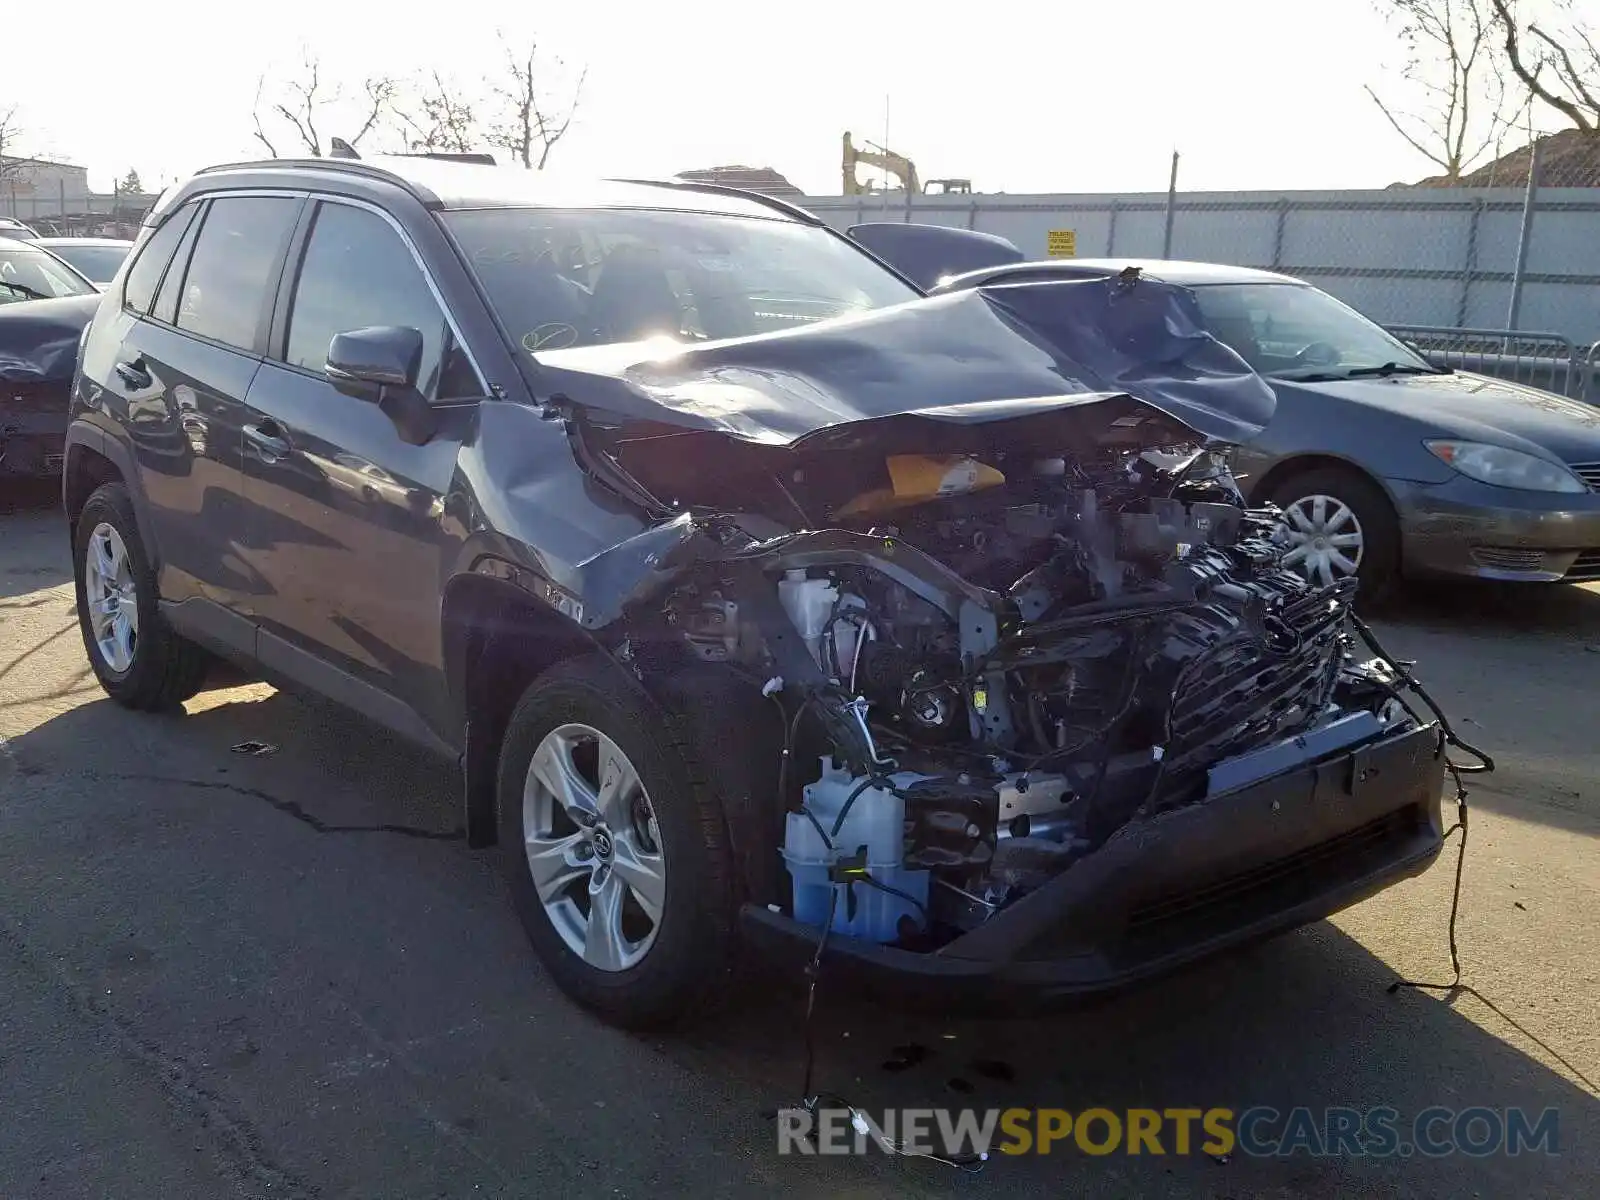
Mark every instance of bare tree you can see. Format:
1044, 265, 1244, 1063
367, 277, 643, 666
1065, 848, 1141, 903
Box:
393, 72, 480, 154
251, 52, 397, 158
483, 34, 587, 169
0, 104, 27, 182
1490, 0, 1600, 130
1368, 0, 1529, 181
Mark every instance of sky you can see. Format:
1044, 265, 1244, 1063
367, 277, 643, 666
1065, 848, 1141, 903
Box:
5, 0, 1496, 196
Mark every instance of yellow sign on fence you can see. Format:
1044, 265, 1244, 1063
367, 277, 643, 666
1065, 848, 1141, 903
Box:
1046, 230, 1077, 258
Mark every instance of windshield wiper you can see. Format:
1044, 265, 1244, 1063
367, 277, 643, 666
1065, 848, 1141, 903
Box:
1341, 361, 1445, 378
0, 279, 48, 301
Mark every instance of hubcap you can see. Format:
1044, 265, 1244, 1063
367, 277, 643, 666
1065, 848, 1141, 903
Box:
83, 522, 139, 673
522, 723, 666, 972
1280, 494, 1364, 586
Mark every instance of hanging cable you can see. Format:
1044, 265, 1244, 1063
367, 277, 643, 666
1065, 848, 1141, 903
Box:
1350, 610, 1493, 772
787, 884, 987, 1171
1347, 613, 1595, 1093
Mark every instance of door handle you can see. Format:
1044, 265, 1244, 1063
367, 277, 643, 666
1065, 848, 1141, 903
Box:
244, 422, 291, 461
115, 358, 151, 390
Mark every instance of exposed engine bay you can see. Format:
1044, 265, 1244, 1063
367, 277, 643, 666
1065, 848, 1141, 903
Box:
640, 438, 1409, 948
531, 273, 1435, 955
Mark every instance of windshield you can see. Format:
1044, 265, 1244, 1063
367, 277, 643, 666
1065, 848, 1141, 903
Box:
0, 243, 98, 303
44, 243, 130, 284
443, 207, 920, 353
1189, 282, 1436, 380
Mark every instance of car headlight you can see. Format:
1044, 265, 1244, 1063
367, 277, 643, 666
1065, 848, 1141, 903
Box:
1423, 440, 1587, 494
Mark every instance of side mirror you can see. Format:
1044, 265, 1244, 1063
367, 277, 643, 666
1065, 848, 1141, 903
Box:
327, 325, 423, 392
325, 326, 436, 446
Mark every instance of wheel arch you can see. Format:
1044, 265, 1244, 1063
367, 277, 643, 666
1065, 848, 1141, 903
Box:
443, 569, 601, 848
62, 423, 152, 547
1249, 452, 1400, 517
443, 568, 784, 905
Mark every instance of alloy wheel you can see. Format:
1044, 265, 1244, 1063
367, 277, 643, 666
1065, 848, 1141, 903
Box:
83, 521, 139, 673
522, 723, 667, 972
1279, 494, 1365, 586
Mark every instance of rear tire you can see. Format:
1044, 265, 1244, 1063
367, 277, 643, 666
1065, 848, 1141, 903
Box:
496, 653, 736, 1030
73, 482, 210, 710
1267, 465, 1401, 604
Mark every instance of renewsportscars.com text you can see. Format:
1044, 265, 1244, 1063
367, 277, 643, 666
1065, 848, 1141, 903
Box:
777, 1105, 1561, 1159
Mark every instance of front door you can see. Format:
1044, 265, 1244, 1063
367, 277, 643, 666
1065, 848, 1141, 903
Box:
238, 198, 483, 744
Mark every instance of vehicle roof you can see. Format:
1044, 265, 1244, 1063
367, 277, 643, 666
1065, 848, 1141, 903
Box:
35, 237, 134, 248
1019, 258, 1306, 286
0, 235, 44, 249
180, 155, 809, 222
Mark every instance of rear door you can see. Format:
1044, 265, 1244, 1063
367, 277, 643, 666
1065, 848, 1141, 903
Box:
83, 192, 303, 631
238, 197, 484, 744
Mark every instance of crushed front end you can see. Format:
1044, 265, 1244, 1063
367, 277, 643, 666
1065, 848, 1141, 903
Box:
536, 276, 1451, 1002
0, 294, 98, 479
647, 449, 1445, 1000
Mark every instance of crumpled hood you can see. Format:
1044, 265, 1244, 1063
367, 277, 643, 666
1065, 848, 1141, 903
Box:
0, 293, 99, 382
1278, 370, 1600, 465
531, 275, 1277, 448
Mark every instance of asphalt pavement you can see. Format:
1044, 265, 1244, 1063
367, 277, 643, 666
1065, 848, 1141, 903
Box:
1, 484, 1595, 1199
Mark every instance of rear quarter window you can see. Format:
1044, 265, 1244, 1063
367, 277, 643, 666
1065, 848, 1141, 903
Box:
122, 204, 200, 316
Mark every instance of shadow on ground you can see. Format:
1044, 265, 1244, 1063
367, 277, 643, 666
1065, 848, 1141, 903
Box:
1, 681, 1594, 1198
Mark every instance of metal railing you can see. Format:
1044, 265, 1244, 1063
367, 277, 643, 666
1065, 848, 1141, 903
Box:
1383, 324, 1600, 402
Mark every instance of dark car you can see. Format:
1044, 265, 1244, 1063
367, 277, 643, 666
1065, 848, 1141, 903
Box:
1, 237, 101, 479
36, 237, 135, 286
64, 156, 1454, 1028
931, 259, 1600, 593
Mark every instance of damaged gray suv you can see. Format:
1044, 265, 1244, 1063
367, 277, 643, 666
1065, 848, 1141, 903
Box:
65, 154, 1462, 1028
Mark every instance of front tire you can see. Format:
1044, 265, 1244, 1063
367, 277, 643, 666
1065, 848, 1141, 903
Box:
496, 653, 736, 1029
73, 482, 210, 710
1268, 466, 1401, 602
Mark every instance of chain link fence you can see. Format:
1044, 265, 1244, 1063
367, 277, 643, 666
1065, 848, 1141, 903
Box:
804, 133, 1600, 402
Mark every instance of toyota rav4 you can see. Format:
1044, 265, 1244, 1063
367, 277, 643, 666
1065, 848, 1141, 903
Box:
64, 154, 1456, 1028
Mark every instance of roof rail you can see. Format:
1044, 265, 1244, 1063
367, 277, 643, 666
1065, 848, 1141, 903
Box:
191, 156, 441, 205
610, 177, 823, 225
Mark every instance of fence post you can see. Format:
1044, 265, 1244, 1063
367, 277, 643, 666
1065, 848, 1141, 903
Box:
1457, 197, 1483, 328
1506, 138, 1541, 331
1270, 196, 1289, 268
1106, 198, 1120, 255
967, 198, 978, 230
1162, 151, 1180, 258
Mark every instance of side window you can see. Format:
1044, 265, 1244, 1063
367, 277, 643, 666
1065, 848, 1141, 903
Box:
285, 202, 472, 399
175, 196, 300, 352
151, 205, 206, 325
122, 202, 199, 315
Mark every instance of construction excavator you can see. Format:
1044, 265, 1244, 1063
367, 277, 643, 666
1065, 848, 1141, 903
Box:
842, 131, 971, 195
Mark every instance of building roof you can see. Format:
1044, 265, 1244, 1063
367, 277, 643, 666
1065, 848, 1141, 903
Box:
1407, 128, 1600, 188
0, 154, 87, 171
674, 165, 804, 197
